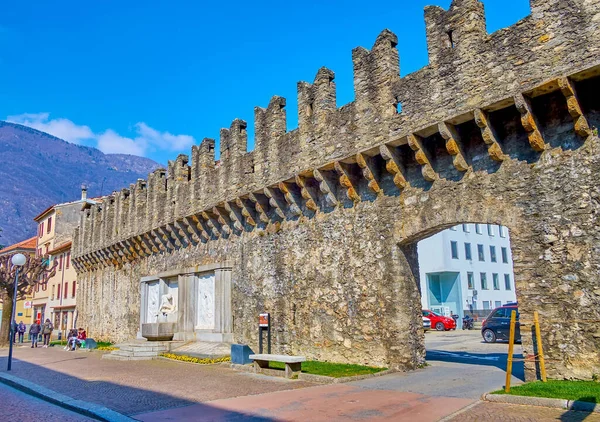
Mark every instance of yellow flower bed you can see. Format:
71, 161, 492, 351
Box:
97, 346, 118, 351
160, 353, 231, 364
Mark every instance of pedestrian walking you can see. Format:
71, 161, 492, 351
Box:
17, 321, 26, 343
29, 320, 41, 348
42, 319, 54, 348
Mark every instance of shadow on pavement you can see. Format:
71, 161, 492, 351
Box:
425, 349, 525, 381
0, 356, 275, 421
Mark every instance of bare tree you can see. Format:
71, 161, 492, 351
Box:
0, 254, 57, 346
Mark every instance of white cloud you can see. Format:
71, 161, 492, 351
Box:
5, 112, 195, 157
97, 129, 146, 156
7, 112, 94, 144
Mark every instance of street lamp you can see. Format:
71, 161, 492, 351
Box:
7, 253, 26, 371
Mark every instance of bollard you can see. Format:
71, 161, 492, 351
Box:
505, 309, 517, 393
533, 311, 547, 382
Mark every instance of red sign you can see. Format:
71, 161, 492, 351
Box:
259, 313, 269, 327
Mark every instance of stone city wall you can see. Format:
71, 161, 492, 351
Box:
73, 0, 600, 378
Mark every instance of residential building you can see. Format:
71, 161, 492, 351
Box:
0, 237, 37, 326
417, 224, 516, 320
31, 188, 97, 336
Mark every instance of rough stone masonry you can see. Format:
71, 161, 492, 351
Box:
73, 0, 600, 380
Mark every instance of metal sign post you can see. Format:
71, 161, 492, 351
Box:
258, 312, 271, 354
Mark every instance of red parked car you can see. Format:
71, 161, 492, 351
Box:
422, 309, 456, 331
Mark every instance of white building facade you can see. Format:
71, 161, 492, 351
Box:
417, 223, 516, 320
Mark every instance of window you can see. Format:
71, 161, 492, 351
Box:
47, 217, 52, 233
501, 247, 508, 263
66, 252, 71, 269
493, 273, 500, 290
37, 248, 41, 257
40, 222, 44, 237
464, 243, 472, 260
462, 224, 470, 233
478, 244, 485, 261
490, 307, 506, 318
59, 254, 64, 270
495, 300, 502, 308
504, 274, 511, 290
45, 244, 49, 254
42, 281, 47, 291
480, 272, 488, 290
476, 224, 482, 234
490, 246, 497, 262
51, 285, 55, 300
467, 272, 474, 289
64, 282, 68, 299
57, 284, 61, 298
72, 281, 76, 298
488, 224, 494, 236
483, 300, 491, 310
499, 226, 507, 238
451, 241, 459, 259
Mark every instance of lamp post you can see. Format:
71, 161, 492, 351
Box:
7, 253, 26, 371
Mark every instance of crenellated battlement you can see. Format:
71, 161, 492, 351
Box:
73, 0, 600, 263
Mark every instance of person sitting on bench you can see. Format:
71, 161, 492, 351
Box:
71, 328, 87, 351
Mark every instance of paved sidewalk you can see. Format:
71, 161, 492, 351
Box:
0, 380, 93, 422
0, 347, 313, 416
136, 384, 474, 421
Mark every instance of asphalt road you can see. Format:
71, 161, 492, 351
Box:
351, 330, 524, 399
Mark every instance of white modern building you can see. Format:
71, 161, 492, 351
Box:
417, 223, 516, 320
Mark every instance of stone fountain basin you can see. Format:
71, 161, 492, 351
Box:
142, 323, 175, 341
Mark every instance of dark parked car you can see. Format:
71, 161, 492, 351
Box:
481, 303, 521, 343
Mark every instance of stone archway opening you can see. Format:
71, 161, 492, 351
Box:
398, 222, 525, 390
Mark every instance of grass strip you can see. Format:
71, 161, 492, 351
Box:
493, 380, 600, 403
269, 360, 386, 378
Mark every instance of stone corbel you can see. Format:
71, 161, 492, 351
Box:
407, 134, 437, 182
235, 198, 257, 227
224, 202, 245, 231
438, 122, 469, 172
119, 241, 136, 261
152, 228, 171, 251
123, 239, 140, 259
474, 109, 505, 162
175, 219, 196, 246
201, 211, 223, 238
313, 167, 338, 207
379, 144, 408, 189
189, 215, 211, 241
558, 77, 592, 138
514, 93, 546, 152
334, 161, 361, 203
264, 187, 287, 219
294, 174, 319, 212
166, 223, 185, 248
135, 235, 153, 255
278, 181, 303, 216
142, 233, 160, 253
183, 216, 206, 243
212, 206, 233, 235
248, 192, 271, 224
356, 152, 381, 193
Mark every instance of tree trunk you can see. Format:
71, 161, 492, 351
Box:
0, 291, 13, 347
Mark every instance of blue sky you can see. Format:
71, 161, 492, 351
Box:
0, 0, 530, 164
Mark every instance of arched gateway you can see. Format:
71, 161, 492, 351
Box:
73, 0, 600, 380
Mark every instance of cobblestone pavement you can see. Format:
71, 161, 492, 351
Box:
0, 346, 313, 416
0, 380, 93, 422
448, 401, 600, 421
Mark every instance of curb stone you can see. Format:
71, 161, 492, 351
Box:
0, 373, 134, 422
483, 393, 600, 413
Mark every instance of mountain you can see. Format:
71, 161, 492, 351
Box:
0, 121, 162, 246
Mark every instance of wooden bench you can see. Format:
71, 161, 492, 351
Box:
249, 354, 306, 378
